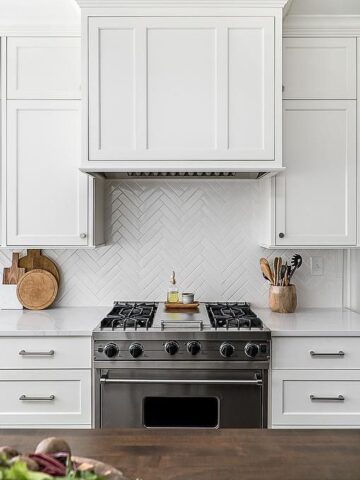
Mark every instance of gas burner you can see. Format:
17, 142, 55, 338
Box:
206, 302, 264, 330
100, 302, 158, 330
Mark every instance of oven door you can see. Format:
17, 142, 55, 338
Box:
98, 368, 266, 428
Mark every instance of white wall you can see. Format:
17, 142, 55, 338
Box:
0, 180, 344, 308
288, 0, 360, 15
0, 0, 80, 27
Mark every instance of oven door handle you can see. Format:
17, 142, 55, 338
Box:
100, 377, 262, 385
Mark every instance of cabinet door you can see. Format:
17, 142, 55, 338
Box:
283, 38, 356, 100
88, 16, 274, 161
7, 37, 81, 99
276, 100, 356, 246
6, 100, 88, 247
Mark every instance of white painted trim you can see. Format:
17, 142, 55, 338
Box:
284, 15, 360, 37
76, 0, 289, 8
0, 25, 80, 37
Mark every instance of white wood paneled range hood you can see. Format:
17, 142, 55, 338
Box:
76, 0, 289, 177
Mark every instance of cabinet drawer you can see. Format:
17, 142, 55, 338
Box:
283, 38, 356, 99
272, 370, 360, 426
7, 37, 81, 99
272, 337, 359, 370
0, 370, 91, 426
0, 337, 91, 369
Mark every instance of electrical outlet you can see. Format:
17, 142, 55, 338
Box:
310, 256, 324, 276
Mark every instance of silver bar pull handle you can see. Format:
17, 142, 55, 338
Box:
19, 395, 55, 401
19, 350, 55, 357
310, 350, 344, 357
161, 320, 203, 331
310, 394, 344, 402
100, 377, 262, 386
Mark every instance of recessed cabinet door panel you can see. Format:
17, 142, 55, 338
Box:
89, 25, 136, 157
228, 19, 274, 156
88, 17, 275, 161
7, 100, 88, 246
7, 37, 81, 99
147, 27, 216, 151
276, 100, 356, 246
283, 38, 357, 100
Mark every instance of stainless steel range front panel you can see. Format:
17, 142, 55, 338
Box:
96, 368, 267, 429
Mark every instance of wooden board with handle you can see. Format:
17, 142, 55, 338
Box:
19, 250, 60, 284
165, 302, 199, 310
2, 253, 25, 285
16, 269, 58, 310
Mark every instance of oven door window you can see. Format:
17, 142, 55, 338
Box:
143, 397, 219, 428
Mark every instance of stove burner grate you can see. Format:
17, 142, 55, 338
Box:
100, 302, 158, 330
206, 302, 263, 330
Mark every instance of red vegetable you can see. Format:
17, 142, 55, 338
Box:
29, 453, 66, 476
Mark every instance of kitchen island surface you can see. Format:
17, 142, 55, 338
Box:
2, 429, 360, 480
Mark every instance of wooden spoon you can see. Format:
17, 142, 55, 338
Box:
260, 258, 274, 285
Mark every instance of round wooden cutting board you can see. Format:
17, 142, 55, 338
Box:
16, 269, 58, 310
19, 250, 60, 284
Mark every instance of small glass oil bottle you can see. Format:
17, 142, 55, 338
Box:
167, 270, 179, 303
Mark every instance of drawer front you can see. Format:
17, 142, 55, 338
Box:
283, 38, 356, 99
0, 337, 91, 369
7, 37, 81, 99
272, 337, 359, 370
272, 370, 360, 426
0, 370, 91, 425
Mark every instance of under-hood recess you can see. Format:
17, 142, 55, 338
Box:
97, 171, 268, 180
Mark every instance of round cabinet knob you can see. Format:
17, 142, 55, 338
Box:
129, 343, 143, 358
220, 343, 235, 358
165, 341, 179, 355
104, 343, 119, 358
279, 232, 285, 239
245, 343, 259, 359
187, 341, 201, 356
80, 233, 87, 239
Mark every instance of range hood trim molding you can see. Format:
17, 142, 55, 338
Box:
75, 0, 289, 8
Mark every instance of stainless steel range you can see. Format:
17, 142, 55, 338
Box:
93, 301, 270, 429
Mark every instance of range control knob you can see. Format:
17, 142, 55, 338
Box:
104, 343, 119, 358
187, 341, 201, 356
220, 343, 235, 358
245, 343, 259, 358
129, 343, 143, 358
165, 341, 179, 355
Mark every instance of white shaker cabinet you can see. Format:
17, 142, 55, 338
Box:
6, 100, 89, 247
283, 38, 357, 100
88, 16, 276, 163
275, 100, 357, 246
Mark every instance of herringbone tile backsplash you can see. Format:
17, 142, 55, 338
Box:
0, 180, 344, 307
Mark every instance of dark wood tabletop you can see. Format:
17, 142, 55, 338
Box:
1, 429, 360, 480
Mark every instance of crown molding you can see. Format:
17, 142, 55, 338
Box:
284, 15, 360, 37
75, 0, 288, 8
0, 24, 80, 36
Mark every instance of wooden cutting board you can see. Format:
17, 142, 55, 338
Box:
165, 302, 199, 310
19, 250, 60, 284
16, 269, 58, 310
2, 253, 25, 285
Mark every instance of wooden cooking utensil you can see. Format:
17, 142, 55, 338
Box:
259, 258, 274, 285
2, 253, 25, 285
16, 269, 58, 310
273, 257, 279, 286
19, 249, 60, 284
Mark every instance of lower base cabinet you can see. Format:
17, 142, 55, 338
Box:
0, 369, 91, 427
272, 369, 360, 427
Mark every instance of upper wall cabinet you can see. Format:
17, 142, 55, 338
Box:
88, 16, 276, 163
7, 37, 81, 99
283, 38, 357, 100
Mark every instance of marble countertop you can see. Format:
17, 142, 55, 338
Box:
255, 307, 360, 336
0, 307, 109, 336
0, 306, 359, 337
